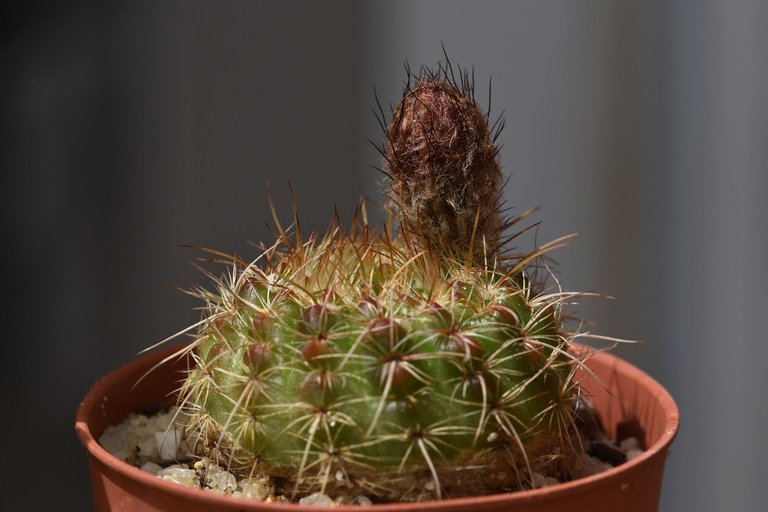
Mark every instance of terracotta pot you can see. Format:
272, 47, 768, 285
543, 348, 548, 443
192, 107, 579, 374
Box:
76, 343, 678, 511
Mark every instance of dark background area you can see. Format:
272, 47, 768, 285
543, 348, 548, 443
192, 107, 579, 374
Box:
2, 1, 767, 510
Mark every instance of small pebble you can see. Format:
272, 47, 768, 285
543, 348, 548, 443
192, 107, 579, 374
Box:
154, 428, 181, 461
354, 495, 373, 506
620, 437, 641, 451
237, 478, 272, 500
299, 492, 334, 506
157, 465, 199, 488
140, 461, 163, 475
205, 465, 238, 494
531, 472, 559, 488
98, 427, 130, 461
620, 437, 644, 460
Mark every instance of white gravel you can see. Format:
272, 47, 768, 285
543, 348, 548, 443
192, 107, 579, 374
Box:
620, 436, 644, 460
99, 408, 189, 465
98, 407, 275, 500
99, 407, 642, 505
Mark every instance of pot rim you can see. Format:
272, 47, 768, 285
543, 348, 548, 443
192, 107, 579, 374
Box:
75, 343, 679, 511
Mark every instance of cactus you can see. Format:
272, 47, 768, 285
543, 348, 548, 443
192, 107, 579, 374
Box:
173, 64, 593, 502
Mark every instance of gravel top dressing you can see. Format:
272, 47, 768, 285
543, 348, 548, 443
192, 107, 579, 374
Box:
99, 404, 643, 505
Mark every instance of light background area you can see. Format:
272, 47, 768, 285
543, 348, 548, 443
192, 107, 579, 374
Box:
1, 1, 766, 510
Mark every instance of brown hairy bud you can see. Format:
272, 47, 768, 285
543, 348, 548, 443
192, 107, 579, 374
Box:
385, 72, 502, 262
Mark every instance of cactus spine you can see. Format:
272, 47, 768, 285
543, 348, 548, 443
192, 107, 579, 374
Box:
176, 64, 587, 502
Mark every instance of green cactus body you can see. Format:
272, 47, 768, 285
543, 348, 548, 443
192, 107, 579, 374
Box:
176, 65, 585, 501
181, 232, 579, 500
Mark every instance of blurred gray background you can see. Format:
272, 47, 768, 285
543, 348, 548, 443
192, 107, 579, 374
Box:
2, 0, 766, 510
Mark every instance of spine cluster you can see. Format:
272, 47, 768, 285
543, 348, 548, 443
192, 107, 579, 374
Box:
179, 227, 580, 500
383, 66, 505, 262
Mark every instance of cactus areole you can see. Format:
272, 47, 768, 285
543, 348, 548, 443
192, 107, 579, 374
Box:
175, 65, 599, 502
